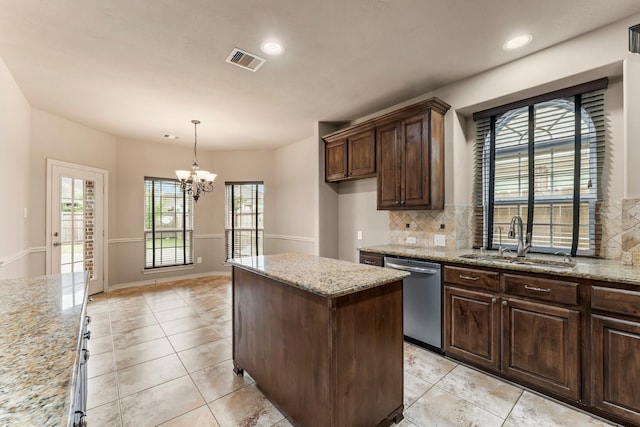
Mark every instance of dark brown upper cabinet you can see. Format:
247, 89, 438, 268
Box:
324, 130, 376, 182
322, 98, 450, 210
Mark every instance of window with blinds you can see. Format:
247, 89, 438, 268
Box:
144, 177, 193, 268
225, 182, 264, 260
472, 79, 607, 256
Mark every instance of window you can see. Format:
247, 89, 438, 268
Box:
225, 182, 264, 260
144, 177, 193, 268
473, 79, 607, 256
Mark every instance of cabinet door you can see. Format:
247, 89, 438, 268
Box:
502, 298, 580, 400
325, 139, 347, 182
444, 286, 500, 371
377, 122, 401, 209
348, 130, 376, 178
401, 113, 430, 208
591, 315, 640, 425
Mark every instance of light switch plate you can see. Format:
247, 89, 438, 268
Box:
197, 257, 202, 264
357, 231, 362, 241
434, 234, 446, 247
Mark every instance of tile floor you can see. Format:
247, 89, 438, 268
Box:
86, 275, 618, 427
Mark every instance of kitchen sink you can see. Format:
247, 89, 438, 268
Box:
459, 253, 576, 270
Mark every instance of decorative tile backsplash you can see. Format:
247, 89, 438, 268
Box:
387, 199, 640, 263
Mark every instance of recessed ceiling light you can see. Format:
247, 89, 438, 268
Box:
503, 34, 533, 50
261, 40, 284, 56
163, 134, 180, 140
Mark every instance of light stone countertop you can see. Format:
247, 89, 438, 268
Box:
0, 272, 88, 426
360, 244, 640, 287
228, 252, 409, 298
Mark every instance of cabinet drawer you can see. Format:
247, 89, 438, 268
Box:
360, 253, 384, 267
504, 274, 579, 306
444, 266, 499, 291
592, 286, 640, 317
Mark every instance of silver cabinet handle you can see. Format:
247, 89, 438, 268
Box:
459, 275, 479, 281
524, 285, 551, 293
363, 260, 376, 265
491, 298, 497, 303
502, 300, 508, 306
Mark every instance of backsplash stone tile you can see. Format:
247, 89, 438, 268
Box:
389, 207, 460, 250
621, 198, 640, 264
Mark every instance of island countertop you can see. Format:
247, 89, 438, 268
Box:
228, 252, 409, 298
0, 272, 88, 426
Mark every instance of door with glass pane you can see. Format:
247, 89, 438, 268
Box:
49, 161, 105, 295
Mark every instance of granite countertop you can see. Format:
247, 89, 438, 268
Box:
360, 244, 640, 287
0, 272, 88, 426
229, 252, 409, 298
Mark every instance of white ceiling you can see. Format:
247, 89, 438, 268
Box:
0, 0, 639, 150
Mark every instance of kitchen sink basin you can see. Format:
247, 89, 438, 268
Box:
459, 253, 576, 269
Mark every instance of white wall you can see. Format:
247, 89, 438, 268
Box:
0, 58, 31, 279
336, 13, 640, 260
268, 134, 317, 255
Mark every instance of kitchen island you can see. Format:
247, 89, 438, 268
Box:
0, 272, 89, 427
228, 253, 409, 427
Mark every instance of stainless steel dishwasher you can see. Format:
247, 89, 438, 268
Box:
384, 256, 442, 352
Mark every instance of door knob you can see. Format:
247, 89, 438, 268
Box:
53, 242, 62, 247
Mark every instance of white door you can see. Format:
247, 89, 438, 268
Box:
47, 160, 107, 295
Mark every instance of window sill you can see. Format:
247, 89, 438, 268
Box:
142, 265, 195, 275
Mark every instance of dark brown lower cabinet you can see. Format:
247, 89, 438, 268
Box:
444, 286, 500, 371
591, 315, 640, 425
502, 298, 581, 400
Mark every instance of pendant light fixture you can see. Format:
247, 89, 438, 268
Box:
175, 119, 216, 202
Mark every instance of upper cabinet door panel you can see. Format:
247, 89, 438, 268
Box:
325, 139, 348, 182
348, 130, 376, 178
377, 122, 401, 209
402, 114, 430, 208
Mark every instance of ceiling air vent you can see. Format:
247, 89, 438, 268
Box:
225, 48, 266, 72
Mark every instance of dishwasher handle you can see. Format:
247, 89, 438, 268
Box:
385, 262, 440, 275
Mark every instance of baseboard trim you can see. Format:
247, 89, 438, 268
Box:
265, 234, 316, 243
108, 270, 231, 292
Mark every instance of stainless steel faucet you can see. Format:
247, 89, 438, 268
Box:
508, 215, 531, 257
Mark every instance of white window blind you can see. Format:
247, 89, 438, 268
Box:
473, 79, 606, 256
225, 182, 264, 260
144, 177, 193, 268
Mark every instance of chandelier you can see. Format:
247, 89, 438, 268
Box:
175, 119, 217, 202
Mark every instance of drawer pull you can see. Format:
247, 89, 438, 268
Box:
524, 284, 551, 293
459, 275, 479, 281
363, 260, 376, 265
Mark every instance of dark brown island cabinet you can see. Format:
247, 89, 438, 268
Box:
230, 254, 407, 427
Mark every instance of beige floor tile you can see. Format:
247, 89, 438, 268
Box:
161, 315, 211, 336
109, 305, 153, 321
208, 384, 285, 427
154, 305, 199, 323
87, 300, 110, 315
198, 305, 232, 323
168, 324, 228, 352
404, 343, 457, 384
191, 359, 254, 403
178, 338, 232, 373
86, 400, 122, 426
190, 297, 229, 312
112, 323, 166, 350
148, 297, 189, 312
87, 371, 118, 409
114, 337, 174, 370
158, 405, 220, 426
120, 375, 205, 427
89, 321, 112, 339
87, 334, 113, 355
504, 391, 616, 427
395, 418, 420, 427
88, 351, 115, 378
405, 386, 504, 427
272, 419, 295, 427
404, 371, 434, 408
117, 353, 187, 397
436, 364, 522, 418
111, 313, 158, 334
109, 297, 147, 312
87, 311, 111, 325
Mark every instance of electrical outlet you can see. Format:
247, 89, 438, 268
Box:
197, 257, 202, 264
406, 236, 417, 245
434, 234, 446, 247
357, 231, 363, 241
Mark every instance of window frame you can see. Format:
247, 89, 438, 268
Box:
143, 177, 194, 269
473, 78, 607, 257
225, 181, 264, 260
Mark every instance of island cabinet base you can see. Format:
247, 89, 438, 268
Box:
232, 267, 404, 427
